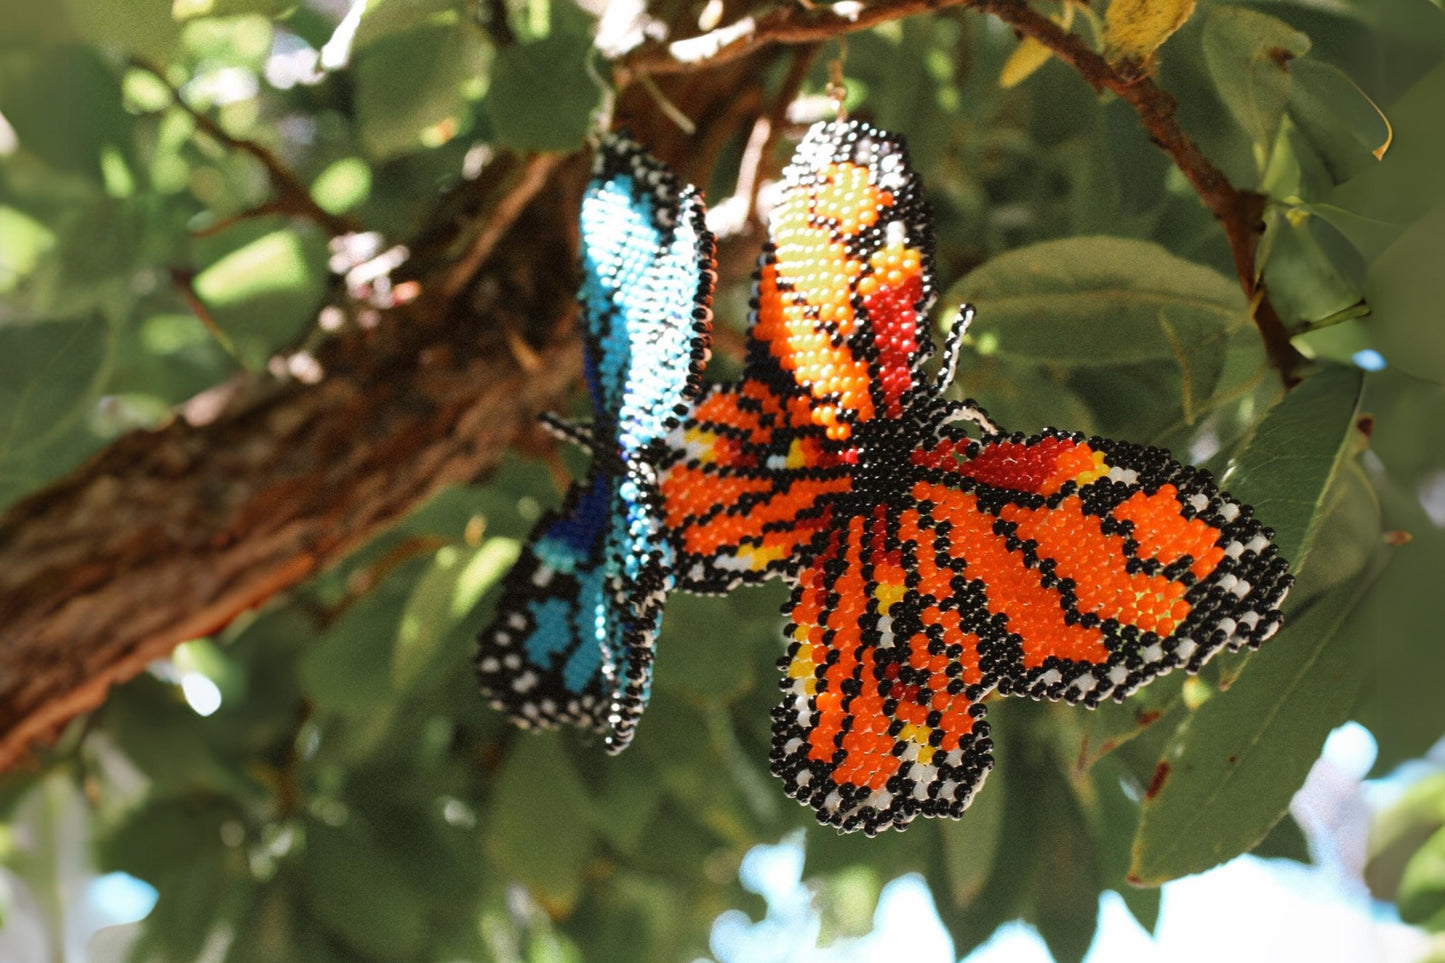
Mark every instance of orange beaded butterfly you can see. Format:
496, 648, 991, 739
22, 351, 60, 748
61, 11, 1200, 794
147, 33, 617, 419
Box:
656, 119, 1293, 834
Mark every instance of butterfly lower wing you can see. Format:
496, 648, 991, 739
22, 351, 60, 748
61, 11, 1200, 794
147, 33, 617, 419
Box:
912, 428, 1294, 705
771, 506, 995, 834
477, 474, 648, 740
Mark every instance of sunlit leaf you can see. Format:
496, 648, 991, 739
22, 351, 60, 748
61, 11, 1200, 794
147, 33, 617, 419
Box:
1221, 363, 1364, 574
1102, 0, 1197, 71
192, 226, 329, 369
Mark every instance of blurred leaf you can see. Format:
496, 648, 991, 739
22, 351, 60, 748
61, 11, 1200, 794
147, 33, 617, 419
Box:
192, 226, 329, 369
1258, 205, 1364, 327
1347, 446, 1445, 771
0, 315, 112, 459
1331, 61, 1445, 239
487, 733, 598, 912
393, 539, 518, 691
303, 818, 430, 960
65, 0, 180, 59
950, 238, 1245, 403
654, 593, 758, 706
1399, 824, 1445, 932
1129, 471, 1383, 884
1253, 811, 1311, 863
1287, 58, 1392, 184
1201, 7, 1311, 151
0, 47, 130, 184
938, 759, 1006, 907
354, 18, 488, 161
485, 35, 596, 152
172, 0, 296, 21
1368, 771, 1445, 903
999, 35, 1055, 90
1364, 199, 1445, 383
311, 157, 371, 215
1220, 363, 1364, 574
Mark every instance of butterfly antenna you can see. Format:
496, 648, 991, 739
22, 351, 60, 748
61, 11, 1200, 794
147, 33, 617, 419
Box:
935, 302, 973, 395
539, 412, 596, 454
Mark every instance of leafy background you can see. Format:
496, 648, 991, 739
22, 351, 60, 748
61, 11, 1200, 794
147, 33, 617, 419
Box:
1, 0, 1444, 960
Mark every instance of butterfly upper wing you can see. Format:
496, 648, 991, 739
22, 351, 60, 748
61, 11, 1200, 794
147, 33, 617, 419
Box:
771, 505, 995, 834
579, 132, 715, 453
659, 119, 944, 591
477, 134, 714, 751
912, 428, 1293, 705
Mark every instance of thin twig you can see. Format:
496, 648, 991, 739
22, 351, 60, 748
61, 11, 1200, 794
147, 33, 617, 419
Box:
440, 153, 565, 301
623, 0, 1308, 385
131, 59, 363, 238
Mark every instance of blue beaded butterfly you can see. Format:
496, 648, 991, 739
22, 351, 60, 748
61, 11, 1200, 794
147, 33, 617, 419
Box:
474, 132, 715, 752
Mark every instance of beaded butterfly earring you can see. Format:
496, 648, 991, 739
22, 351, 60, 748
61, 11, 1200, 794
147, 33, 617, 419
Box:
475, 132, 715, 752
654, 118, 1293, 833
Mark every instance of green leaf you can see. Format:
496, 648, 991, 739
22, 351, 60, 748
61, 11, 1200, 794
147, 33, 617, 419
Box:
1252, 811, 1311, 863
653, 593, 760, 706
0, 315, 113, 460
1367, 772, 1445, 903
1201, 7, 1311, 151
938, 760, 1006, 906
1220, 363, 1364, 574
1074, 673, 1185, 773
1346, 456, 1445, 771
1286, 59, 1391, 185
1364, 199, 1445, 383
484, 35, 597, 152
1330, 61, 1445, 240
302, 819, 430, 960
487, 733, 598, 912
1128, 482, 1382, 885
948, 238, 1245, 403
1258, 205, 1364, 327
311, 157, 372, 215
392, 539, 518, 692
353, 18, 488, 161
1399, 825, 1445, 931
171, 0, 296, 21
0, 47, 131, 183
192, 226, 329, 370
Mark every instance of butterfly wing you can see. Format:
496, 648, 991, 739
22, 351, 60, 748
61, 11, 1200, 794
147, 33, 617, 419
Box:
912, 428, 1293, 705
477, 134, 714, 751
771, 505, 995, 834
476, 472, 656, 736
659, 118, 943, 590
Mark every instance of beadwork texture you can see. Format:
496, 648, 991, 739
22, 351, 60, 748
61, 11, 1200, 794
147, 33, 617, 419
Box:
475, 132, 714, 752
654, 119, 1293, 833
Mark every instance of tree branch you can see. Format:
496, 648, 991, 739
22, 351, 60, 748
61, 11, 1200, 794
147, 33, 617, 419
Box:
0, 160, 587, 773
624, 0, 1307, 384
